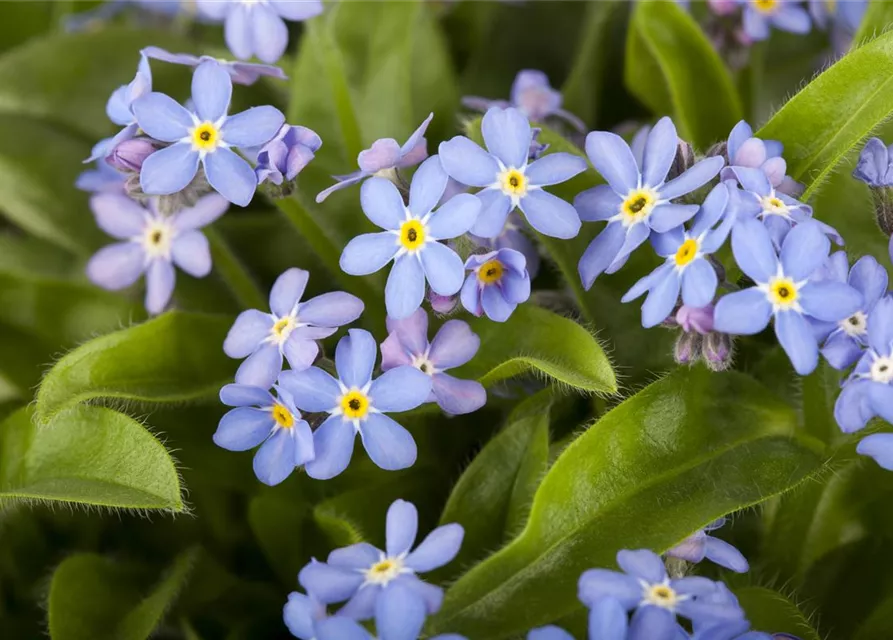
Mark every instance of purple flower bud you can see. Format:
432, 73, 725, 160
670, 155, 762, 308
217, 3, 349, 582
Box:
674, 332, 702, 365
256, 125, 322, 187
667, 139, 695, 182
107, 137, 160, 172
703, 332, 733, 371
429, 292, 459, 315
676, 304, 715, 335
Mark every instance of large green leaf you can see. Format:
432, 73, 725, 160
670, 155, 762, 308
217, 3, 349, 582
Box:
427, 368, 824, 639
34, 311, 235, 424
0, 406, 183, 511
436, 391, 551, 581
757, 30, 893, 198
735, 587, 821, 640
48, 549, 197, 640
459, 304, 616, 395
625, 1, 742, 149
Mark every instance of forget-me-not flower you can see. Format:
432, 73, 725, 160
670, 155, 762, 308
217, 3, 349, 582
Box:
86, 193, 229, 314
133, 60, 285, 206
462, 69, 587, 132
809, 0, 866, 33
722, 120, 801, 196
666, 518, 749, 573
256, 125, 322, 186
317, 114, 434, 203
576, 117, 725, 289
439, 106, 587, 239
197, 0, 324, 64
739, 0, 812, 42
214, 382, 314, 486
87, 54, 152, 162
461, 248, 531, 322
380, 309, 487, 415
714, 218, 862, 375
282, 330, 432, 479
299, 499, 463, 617
340, 156, 481, 320
811, 253, 887, 370
223, 267, 364, 389
853, 137, 893, 188
141, 46, 287, 85
622, 183, 733, 328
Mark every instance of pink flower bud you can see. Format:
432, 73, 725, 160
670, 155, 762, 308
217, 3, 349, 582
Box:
107, 138, 160, 173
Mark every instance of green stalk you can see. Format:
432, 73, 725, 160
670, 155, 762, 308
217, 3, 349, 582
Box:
204, 226, 266, 311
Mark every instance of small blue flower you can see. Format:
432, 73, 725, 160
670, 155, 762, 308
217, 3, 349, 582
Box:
283, 591, 326, 640
714, 218, 862, 375
461, 248, 531, 322
811, 253, 888, 370
256, 125, 322, 186
133, 60, 285, 206
579, 549, 745, 634
197, 0, 323, 64
317, 114, 434, 203
725, 166, 841, 248
86, 54, 152, 162
722, 121, 801, 196
739, 0, 812, 42
380, 309, 487, 415
214, 382, 314, 486
86, 193, 229, 314
340, 156, 481, 320
439, 106, 588, 239
666, 518, 749, 573
141, 46, 288, 85
462, 70, 587, 133
283, 330, 432, 478
622, 183, 733, 328
853, 137, 893, 188
299, 499, 463, 617
470, 212, 542, 279
809, 0, 866, 32
576, 117, 725, 289
223, 268, 364, 389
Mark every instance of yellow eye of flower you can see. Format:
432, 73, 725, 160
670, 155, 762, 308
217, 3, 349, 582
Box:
645, 584, 679, 609
499, 168, 528, 197
477, 259, 504, 284
400, 220, 425, 251
621, 189, 658, 223
769, 278, 798, 306
191, 122, 220, 152
340, 390, 369, 419
753, 0, 778, 13
674, 239, 699, 267
271, 403, 294, 428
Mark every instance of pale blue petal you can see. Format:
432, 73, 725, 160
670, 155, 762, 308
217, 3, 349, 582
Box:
305, 416, 356, 480
727, 121, 753, 162
173, 194, 230, 230
460, 275, 482, 317
90, 193, 146, 239
834, 379, 874, 433
224, 310, 272, 358
869, 382, 893, 425
618, 549, 666, 583
779, 221, 831, 280
219, 383, 273, 407
283, 592, 320, 640
651, 228, 685, 257
482, 284, 516, 322
386, 255, 425, 320
192, 60, 232, 122
850, 255, 888, 308
250, 5, 289, 64
703, 537, 749, 573
681, 259, 718, 308
481, 107, 531, 168
727, 165, 771, 195
690, 182, 730, 237
502, 270, 531, 304
86, 242, 145, 290
376, 583, 427, 640
776, 310, 819, 375
528, 626, 574, 640
214, 407, 273, 451
253, 427, 298, 485
822, 332, 863, 370
140, 143, 200, 195
385, 309, 429, 359
713, 288, 772, 335
799, 281, 863, 322
584, 130, 639, 193
221, 105, 285, 147
658, 156, 725, 201
315, 617, 369, 640
772, 5, 812, 33
132, 92, 192, 142
642, 268, 681, 328
731, 217, 778, 283
224, 5, 253, 59
628, 607, 678, 640
575, 184, 622, 222
385, 500, 418, 558
519, 189, 581, 239
868, 297, 893, 354
470, 189, 512, 238
856, 433, 893, 470
579, 222, 625, 290
649, 203, 698, 233
577, 569, 641, 609
336, 329, 377, 388
622, 263, 673, 303
405, 523, 464, 572
588, 598, 629, 640
641, 116, 678, 187
432, 374, 486, 415
145, 259, 175, 315
361, 177, 406, 231
438, 137, 500, 188
610, 221, 650, 269
298, 560, 364, 604
409, 155, 448, 216
270, 267, 309, 317
235, 343, 282, 388
204, 148, 258, 207
171, 230, 211, 277
299, 291, 364, 327
341, 232, 400, 276
426, 193, 480, 240
282, 338, 319, 372
360, 413, 417, 471
525, 152, 587, 187
369, 366, 432, 412
429, 320, 480, 369
421, 242, 465, 296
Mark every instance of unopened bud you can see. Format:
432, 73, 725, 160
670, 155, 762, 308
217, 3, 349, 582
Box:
705, 141, 728, 164
107, 137, 160, 173
676, 304, 715, 335
528, 128, 550, 161
667, 139, 696, 182
429, 292, 459, 315
674, 332, 702, 365
703, 332, 733, 371
871, 187, 893, 236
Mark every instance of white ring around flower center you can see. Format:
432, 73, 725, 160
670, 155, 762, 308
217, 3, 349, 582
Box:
268, 314, 298, 345
759, 193, 790, 217
411, 354, 436, 376
870, 356, 893, 384
364, 555, 406, 586
840, 310, 868, 337
141, 218, 175, 259
642, 581, 681, 610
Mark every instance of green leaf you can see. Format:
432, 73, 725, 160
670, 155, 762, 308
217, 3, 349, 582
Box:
427, 368, 824, 639
735, 587, 821, 640
436, 391, 551, 581
625, 1, 742, 148
757, 30, 893, 198
48, 549, 197, 640
852, 0, 893, 48
459, 305, 616, 395
0, 232, 79, 279
0, 3, 53, 54
35, 311, 235, 425
0, 406, 183, 511
248, 490, 310, 585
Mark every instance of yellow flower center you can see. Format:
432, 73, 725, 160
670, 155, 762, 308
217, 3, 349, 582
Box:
674, 239, 699, 268
340, 390, 369, 420
753, 0, 778, 13
621, 188, 658, 224
645, 584, 679, 609
191, 122, 220, 152
271, 403, 294, 429
364, 556, 404, 585
769, 278, 798, 307
499, 168, 528, 198
400, 219, 425, 252
761, 195, 788, 217
477, 259, 504, 285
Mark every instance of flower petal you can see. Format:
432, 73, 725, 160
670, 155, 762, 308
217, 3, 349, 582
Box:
192, 60, 232, 122
588, 598, 629, 640
328, 542, 381, 570
358, 139, 402, 173
359, 413, 417, 471
86, 243, 145, 290
628, 607, 677, 640
649, 203, 698, 234
283, 337, 319, 372
821, 331, 863, 371
299, 291, 364, 327
421, 242, 465, 296
713, 288, 772, 335
132, 92, 193, 142
224, 309, 273, 358
224, 6, 253, 60
173, 194, 230, 231
405, 522, 463, 573
145, 259, 175, 315
799, 281, 863, 322
681, 259, 718, 309
386, 255, 426, 320
386, 499, 419, 557
850, 255, 889, 307
221, 105, 285, 148
857, 433, 893, 471
219, 383, 273, 408
279, 367, 341, 413
776, 310, 819, 375
460, 275, 482, 317
584, 130, 639, 194
140, 143, 200, 195
361, 177, 407, 231
641, 116, 677, 187
658, 155, 725, 201
429, 320, 480, 369
617, 549, 666, 583
470, 189, 512, 238
575, 184, 622, 222
528, 626, 575, 640
340, 232, 400, 276
641, 268, 681, 328
689, 182, 730, 238
214, 407, 273, 451
432, 374, 486, 415
298, 560, 364, 605
525, 152, 587, 187
369, 366, 432, 412
835, 379, 874, 433
578, 221, 626, 290
204, 148, 258, 207
250, 5, 289, 64
305, 415, 356, 480
253, 427, 298, 486
730, 217, 778, 283
235, 342, 283, 388
519, 189, 581, 239
438, 136, 500, 188
268, 268, 308, 317
703, 536, 749, 573
577, 569, 641, 610
90, 193, 147, 239
171, 230, 211, 277
779, 220, 831, 281
482, 106, 531, 168
409, 155, 448, 216
482, 284, 516, 322
426, 193, 481, 240
283, 592, 321, 640
868, 297, 893, 354
376, 582, 427, 640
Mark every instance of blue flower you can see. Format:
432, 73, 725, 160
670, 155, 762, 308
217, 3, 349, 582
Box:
666, 518, 749, 573
714, 218, 862, 375
141, 46, 287, 85
223, 268, 364, 389
579, 549, 744, 634
132, 60, 285, 206
461, 248, 531, 322
724, 166, 841, 248
340, 156, 481, 320
853, 137, 893, 188
811, 253, 888, 370
439, 106, 587, 239
317, 114, 434, 203
380, 309, 487, 415
283, 591, 326, 640
739, 0, 811, 42
470, 212, 542, 279
298, 499, 463, 617
622, 183, 733, 328
86, 54, 152, 162
214, 382, 314, 486
809, 0, 866, 32
576, 117, 724, 289
462, 70, 587, 133
86, 193, 229, 314
722, 121, 801, 196
256, 125, 322, 186
197, 0, 323, 64
282, 330, 432, 479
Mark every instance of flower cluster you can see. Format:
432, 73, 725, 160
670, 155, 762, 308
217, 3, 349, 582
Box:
702, 0, 865, 44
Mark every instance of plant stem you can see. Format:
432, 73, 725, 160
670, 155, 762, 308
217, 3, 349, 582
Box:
205, 227, 266, 311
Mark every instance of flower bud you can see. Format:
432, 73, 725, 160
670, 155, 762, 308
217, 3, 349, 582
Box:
703, 332, 733, 371
667, 139, 696, 182
674, 332, 702, 365
107, 137, 160, 173
872, 187, 893, 236
429, 292, 459, 315
676, 304, 715, 335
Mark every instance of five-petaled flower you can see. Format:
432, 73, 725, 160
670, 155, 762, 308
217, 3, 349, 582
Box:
281, 329, 432, 479
439, 106, 588, 239
256, 124, 323, 186
461, 248, 531, 322
340, 156, 481, 320
666, 518, 750, 573
722, 120, 801, 196
223, 268, 364, 389
133, 60, 285, 206
381, 309, 487, 415
739, 0, 812, 42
